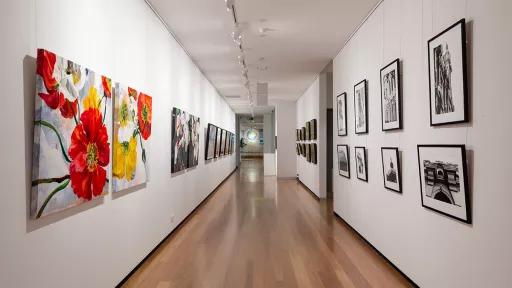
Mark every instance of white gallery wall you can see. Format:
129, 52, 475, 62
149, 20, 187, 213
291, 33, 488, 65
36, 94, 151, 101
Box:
0, 0, 236, 287
273, 100, 297, 178
332, 0, 512, 287
296, 77, 326, 198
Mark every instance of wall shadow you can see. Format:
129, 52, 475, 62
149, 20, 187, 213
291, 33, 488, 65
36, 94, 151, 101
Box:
112, 183, 147, 200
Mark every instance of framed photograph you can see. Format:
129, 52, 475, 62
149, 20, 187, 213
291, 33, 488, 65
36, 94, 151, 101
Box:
428, 19, 468, 126
355, 147, 368, 181
301, 143, 306, 157
337, 145, 350, 178
380, 59, 402, 131
171, 108, 190, 173
381, 147, 402, 193
296, 129, 300, 141
305, 122, 310, 140
354, 79, 368, 134
310, 143, 317, 164
336, 93, 347, 136
188, 115, 200, 168
310, 119, 317, 140
306, 143, 310, 162
417, 145, 470, 223
301, 127, 306, 141
205, 124, 217, 160
296, 143, 300, 155
214, 127, 222, 158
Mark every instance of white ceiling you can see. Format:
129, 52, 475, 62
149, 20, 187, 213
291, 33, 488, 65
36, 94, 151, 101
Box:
147, 0, 380, 114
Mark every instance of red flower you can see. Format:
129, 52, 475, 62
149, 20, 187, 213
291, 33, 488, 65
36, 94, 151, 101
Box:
137, 92, 152, 140
38, 90, 64, 110
102, 76, 112, 98
68, 109, 110, 200
128, 87, 138, 100
59, 98, 78, 119
36, 49, 59, 91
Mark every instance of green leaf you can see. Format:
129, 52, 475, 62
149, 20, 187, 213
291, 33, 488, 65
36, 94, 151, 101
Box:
36, 179, 70, 218
35, 120, 71, 163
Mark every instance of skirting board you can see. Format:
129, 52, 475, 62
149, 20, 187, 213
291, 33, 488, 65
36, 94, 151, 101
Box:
297, 178, 320, 200
333, 212, 419, 287
116, 167, 238, 287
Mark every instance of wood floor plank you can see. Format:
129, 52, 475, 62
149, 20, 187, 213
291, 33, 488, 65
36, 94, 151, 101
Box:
122, 159, 413, 288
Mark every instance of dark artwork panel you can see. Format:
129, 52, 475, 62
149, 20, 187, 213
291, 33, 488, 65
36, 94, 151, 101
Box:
311, 143, 317, 164
205, 124, 217, 160
306, 143, 310, 162
187, 115, 200, 168
305, 122, 310, 140
171, 108, 189, 173
311, 119, 317, 140
215, 127, 222, 158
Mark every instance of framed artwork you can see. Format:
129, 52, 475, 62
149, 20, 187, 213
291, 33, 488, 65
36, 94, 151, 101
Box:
381, 147, 402, 193
231, 133, 235, 154
417, 145, 470, 223
354, 79, 368, 134
310, 119, 317, 140
301, 127, 306, 141
296, 143, 300, 156
306, 143, 310, 162
301, 143, 306, 157
214, 127, 222, 158
428, 19, 468, 126
380, 58, 402, 131
113, 84, 152, 193
296, 129, 300, 141
219, 129, 225, 156
205, 124, 217, 160
188, 115, 200, 168
336, 93, 347, 136
223, 130, 229, 155
310, 143, 317, 164
305, 122, 310, 140
31, 49, 112, 218
355, 147, 368, 182
337, 145, 350, 178
171, 108, 190, 173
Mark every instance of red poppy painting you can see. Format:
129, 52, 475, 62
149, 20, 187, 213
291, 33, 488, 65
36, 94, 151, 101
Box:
31, 49, 112, 218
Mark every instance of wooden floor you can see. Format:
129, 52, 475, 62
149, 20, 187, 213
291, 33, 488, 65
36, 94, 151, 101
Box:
122, 159, 412, 288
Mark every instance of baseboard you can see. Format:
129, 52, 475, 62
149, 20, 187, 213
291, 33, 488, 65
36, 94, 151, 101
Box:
333, 212, 419, 288
297, 178, 320, 200
116, 167, 238, 287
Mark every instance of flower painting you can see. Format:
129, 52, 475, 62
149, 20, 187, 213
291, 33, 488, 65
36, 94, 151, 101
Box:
31, 49, 112, 218
112, 83, 152, 192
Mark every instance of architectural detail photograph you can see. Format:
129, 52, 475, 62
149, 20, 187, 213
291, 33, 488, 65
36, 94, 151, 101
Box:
0, 0, 511, 287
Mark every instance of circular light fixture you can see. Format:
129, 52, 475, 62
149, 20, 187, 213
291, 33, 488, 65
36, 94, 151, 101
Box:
246, 128, 259, 143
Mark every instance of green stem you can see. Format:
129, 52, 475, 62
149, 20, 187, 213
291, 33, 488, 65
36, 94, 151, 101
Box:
36, 179, 70, 218
99, 95, 106, 123
32, 175, 70, 186
137, 128, 146, 164
35, 120, 71, 163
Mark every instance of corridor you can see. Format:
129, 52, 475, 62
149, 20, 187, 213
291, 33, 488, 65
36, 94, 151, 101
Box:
122, 159, 411, 288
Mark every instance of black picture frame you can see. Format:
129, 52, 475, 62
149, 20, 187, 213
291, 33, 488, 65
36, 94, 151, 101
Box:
336, 93, 347, 136
296, 143, 300, 156
355, 146, 368, 182
305, 122, 310, 140
205, 123, 217, 160
380, 58, 402, 131
337, 144, 350, 178
306, 143, 310, 162
310, 119, 317, 140
301, 127, 306, 141
310, 143, 317, 164
381, 147, 402, 193
427, 18, 468, 126
417, 145, 471, 224
296, 129, 300, 141
354, 79, 368, 134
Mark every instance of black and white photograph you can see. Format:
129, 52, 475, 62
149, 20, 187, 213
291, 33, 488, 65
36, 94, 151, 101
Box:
355, 147, 368, 181
428, 19, 468, 126
301, 127, 306, 141
215, 127, 222, 158
305, 121, 310, 140
310, 143, 317, 164
337, 145, 350, 178
380, 59, 402, 131
337, 93, 347, 136
301, 143, 306, 157
296, 129, 300, 141
381, 147, 402, 193
417, 145, 470, 223
354, 79, 368, 134
296, 143, 300, 156
187, 115, 200, 168
205, 124, 217, 160
310, 119, 317, 140
305, 143, 310, 162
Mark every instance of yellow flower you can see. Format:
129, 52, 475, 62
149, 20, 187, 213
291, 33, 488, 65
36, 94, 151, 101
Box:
83, 86, 100, 110
113, 135, 138, 181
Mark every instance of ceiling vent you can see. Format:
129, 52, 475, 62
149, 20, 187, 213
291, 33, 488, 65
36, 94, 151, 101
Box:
256, 82, 268, 106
